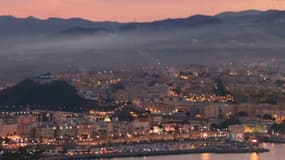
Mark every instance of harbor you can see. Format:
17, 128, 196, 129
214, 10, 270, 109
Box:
60, 139, 269, 160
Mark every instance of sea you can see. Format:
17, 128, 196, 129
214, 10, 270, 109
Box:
112, 143, 284, 160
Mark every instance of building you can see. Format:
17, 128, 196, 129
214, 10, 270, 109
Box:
0, 118, 18, 137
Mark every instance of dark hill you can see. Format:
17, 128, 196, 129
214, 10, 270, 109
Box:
0, 79, 89, 111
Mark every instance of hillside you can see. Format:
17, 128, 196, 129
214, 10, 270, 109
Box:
0, 79, 89, 111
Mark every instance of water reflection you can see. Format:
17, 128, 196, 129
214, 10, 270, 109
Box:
105, 143, 285, 160
250, 153, 258, 160
201, 153, 210, 160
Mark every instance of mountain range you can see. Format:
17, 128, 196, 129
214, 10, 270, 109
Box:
1, 9, 285, 81
0, 9, 285, 36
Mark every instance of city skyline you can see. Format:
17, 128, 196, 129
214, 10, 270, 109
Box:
0, 0, 285, 22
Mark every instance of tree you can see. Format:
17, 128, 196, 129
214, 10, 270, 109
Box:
263, 114, 275, 121
219, 117, 241, 129
210, 123, 219, 131
235, 112, 249, 117
173, 87, 182, 95
110, 82, 125, 91
269, 122, 285, 134
213, 78, 229, 96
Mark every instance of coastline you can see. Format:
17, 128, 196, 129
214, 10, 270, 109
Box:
61, 148, 269, 160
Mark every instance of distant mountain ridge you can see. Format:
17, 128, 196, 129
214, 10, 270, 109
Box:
1, 9, 285, 81
1, 9, 285, 36
0, 15, 120, 36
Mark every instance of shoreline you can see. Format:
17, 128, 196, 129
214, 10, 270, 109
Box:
61, 148, 270, 160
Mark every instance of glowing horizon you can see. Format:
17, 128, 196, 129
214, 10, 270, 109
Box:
0, 0, 284, 22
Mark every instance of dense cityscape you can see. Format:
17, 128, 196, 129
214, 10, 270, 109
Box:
1, 59, 285, 159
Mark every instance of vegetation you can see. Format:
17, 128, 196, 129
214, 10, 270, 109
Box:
269, 121, 285, 134
110, 82, 125, 91
0, 79, 90, 112
235, 111, 249, 117
263, 114, 275, 121
213, 78, 229, 96
0, 148, 43, 160
211, 116, 241, 130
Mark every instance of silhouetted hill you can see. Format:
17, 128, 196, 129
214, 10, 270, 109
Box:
141, 15, 221, 30
2, 9, 285, 36
0, 15, 120, 36
0, 79, 89, 111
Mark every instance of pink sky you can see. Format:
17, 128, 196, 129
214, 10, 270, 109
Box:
0, 0, 284, 22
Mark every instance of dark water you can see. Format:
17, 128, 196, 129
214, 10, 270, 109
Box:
112, 143, 285, 160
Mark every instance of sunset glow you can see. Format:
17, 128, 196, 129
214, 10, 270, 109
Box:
0, 0, 285, 22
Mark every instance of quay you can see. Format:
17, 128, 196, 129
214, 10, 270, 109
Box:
62, 148, 269, 160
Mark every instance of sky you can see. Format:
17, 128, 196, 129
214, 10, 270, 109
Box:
0, 0, 285, 22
